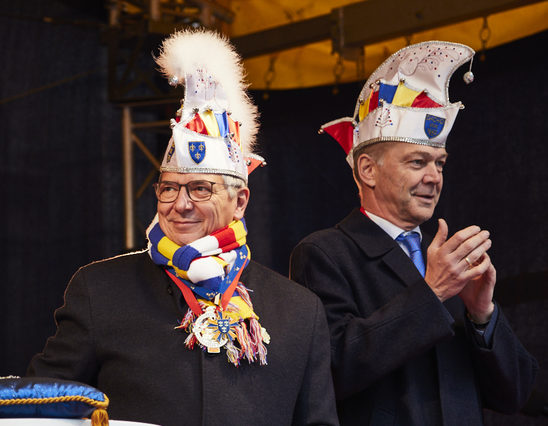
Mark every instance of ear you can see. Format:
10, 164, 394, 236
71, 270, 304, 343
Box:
232, 187, 250, 220
356, 153, 378, 188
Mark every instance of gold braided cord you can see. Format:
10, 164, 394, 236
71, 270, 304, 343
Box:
0, 394, 109, 409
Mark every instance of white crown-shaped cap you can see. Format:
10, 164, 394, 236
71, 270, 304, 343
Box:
320, 41, 475, 167
155, 29, 264, 182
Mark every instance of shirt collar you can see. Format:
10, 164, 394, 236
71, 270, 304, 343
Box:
363, 209, 422, 241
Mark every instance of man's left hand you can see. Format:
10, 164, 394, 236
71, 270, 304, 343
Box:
458, 253, 496, 324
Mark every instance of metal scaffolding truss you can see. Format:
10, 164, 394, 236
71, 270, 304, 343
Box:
120, 99, 178, 249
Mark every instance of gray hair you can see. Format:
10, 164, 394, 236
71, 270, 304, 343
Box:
222, 174, 246, 199
352, 142, 392, 182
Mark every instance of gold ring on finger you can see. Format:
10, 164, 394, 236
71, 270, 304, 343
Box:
465, 256, 472, 267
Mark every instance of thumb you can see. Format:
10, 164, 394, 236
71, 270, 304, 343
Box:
430, 218, 448, 249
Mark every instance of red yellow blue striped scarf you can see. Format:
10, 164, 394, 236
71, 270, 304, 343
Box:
148, 218, 248, 300
147, 218, 269, 366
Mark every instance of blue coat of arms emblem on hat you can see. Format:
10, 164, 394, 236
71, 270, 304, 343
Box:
424, 114, 446, 139
188, 141, 206, 164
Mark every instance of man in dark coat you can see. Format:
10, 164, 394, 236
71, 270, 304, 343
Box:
290, 41, 537, 425
28, 30, 338, 426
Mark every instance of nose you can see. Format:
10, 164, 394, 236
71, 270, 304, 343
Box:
172, 187, 194, 212
423, 162, 442, 184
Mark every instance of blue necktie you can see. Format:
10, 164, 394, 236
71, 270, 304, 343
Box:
396, 232, 426, 277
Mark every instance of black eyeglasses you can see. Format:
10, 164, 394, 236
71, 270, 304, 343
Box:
153, 180, 229, 203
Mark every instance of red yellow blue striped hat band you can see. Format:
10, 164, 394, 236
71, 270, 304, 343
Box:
320, 41, 475, 167
161, 121, 249, 181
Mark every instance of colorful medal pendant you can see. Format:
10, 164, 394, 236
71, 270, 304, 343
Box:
193, 306, 239, 353
165, 253, 269, 366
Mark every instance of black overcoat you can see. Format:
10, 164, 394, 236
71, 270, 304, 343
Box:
28, 251, 339, 426
290, 208, 537, 426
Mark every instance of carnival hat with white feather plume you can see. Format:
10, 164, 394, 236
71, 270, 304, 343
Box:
156, 29, 264, 182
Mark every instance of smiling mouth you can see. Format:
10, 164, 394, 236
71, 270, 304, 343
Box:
412, 193, 437, 203
172, 220, 200, 226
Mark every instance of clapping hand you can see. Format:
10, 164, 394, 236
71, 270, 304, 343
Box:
424, 219, 495, 321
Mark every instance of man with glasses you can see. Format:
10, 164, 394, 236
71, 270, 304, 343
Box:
290, 41, 537, 425
28, 30, 338, 426
153, 177, 247, 247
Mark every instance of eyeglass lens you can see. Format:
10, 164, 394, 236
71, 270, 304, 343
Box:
155, 181, 214, 202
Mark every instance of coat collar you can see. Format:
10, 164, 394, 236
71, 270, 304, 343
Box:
337, 208, 426, 287
336, 208, 399, 258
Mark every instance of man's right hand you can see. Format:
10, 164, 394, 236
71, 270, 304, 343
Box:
424, 218, 492, 302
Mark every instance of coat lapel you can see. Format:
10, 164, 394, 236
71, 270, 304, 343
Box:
337, 208, 425, 288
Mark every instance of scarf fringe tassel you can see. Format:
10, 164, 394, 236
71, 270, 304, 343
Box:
180, 289, 268, 366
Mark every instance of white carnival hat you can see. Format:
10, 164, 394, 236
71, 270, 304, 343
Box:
155, 29, 265, 182
320, 41, 475, 167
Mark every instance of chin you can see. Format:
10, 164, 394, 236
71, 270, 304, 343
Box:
407, 207, 435, 225
168, 232, 197, 247
416, 211, 435, 225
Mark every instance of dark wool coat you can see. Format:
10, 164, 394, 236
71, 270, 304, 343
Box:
28, 252, 339, 426
290, 208, 538, 426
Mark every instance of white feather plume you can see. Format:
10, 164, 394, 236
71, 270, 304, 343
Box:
155, 29, 259, 155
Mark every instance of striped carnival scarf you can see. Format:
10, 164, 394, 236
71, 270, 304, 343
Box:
148, 218, 249, 300
147, 217, 269, 366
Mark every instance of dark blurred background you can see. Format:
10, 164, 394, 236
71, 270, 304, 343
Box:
1, 1, 547, 424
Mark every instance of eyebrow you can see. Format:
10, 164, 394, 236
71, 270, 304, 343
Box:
403, 150, 448, 161
158, 179, 211, 184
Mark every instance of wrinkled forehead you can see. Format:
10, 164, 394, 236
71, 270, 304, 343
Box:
385, 141, 448, 159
